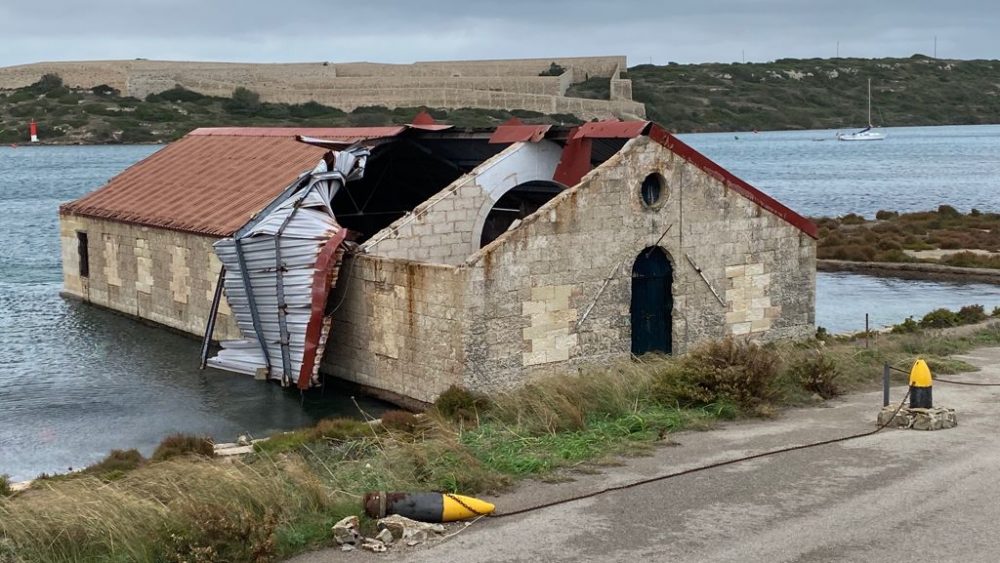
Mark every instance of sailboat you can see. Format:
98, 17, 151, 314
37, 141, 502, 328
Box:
837, 78, 886, 141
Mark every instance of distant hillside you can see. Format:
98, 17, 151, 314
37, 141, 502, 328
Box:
627, 55, 1000, 132
0, 76, 583, 145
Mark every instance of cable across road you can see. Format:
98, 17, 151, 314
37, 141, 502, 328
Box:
493, 390, 912, 518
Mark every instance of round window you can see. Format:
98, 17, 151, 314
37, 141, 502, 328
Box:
640, 173, 665, 207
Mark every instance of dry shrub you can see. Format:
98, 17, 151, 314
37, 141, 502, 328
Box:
0, 456, 332, 563
433, 385, 492, 423
152, 434, 215, 461
789, 352, 842, 399
651, 338, 780, 412
379, 410, 419, 434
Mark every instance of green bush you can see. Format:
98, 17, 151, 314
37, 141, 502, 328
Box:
651, 338, 780, 412
891, 316, 920, 333
993, 306, 1000, 317
29, 73, 63, 93
83, 449, 145, 480
152, 434, 215, 461
312, 417, 372, 441
146, 85, 207, 103
222, 86, 261, 115
788, 353, 841, 399
538, 62, 566, 76
875, 210, 899, 220
957, 304, 988, 324
0, 474, 12, 497
919, 308, 960, 328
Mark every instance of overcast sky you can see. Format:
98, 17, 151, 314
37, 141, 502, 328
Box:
1, 0, 995, 68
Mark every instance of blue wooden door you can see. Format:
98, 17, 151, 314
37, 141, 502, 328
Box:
631, 247, 673, 355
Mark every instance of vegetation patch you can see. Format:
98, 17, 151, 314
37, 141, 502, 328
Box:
152, 434, 215, 461
815, 207, 1000, 268
3, 320, 998, 562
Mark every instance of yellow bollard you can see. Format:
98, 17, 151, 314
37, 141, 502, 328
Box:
909, 359, 933, 409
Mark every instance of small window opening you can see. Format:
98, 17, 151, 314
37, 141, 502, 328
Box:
77, 231, 89, 278
640, 173, 665, 207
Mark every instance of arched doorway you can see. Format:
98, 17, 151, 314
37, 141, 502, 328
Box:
631, 247, 673, 355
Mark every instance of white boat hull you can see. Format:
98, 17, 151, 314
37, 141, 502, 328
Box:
837, 131, 886, 141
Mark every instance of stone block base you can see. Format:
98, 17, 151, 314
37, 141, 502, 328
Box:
877, 406, 957, 431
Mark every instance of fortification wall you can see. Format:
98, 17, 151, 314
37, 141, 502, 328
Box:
0, 57, 643, 119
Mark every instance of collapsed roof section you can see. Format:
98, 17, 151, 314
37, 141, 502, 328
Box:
207, 148, 369, 387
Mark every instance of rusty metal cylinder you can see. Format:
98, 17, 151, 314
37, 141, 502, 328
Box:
363, 491, 495, 523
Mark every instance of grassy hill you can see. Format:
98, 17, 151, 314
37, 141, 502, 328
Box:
628, 55, 1000, 132
0, 76, 582, 145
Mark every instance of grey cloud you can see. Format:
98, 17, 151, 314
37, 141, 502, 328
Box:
1, 0, 996, 67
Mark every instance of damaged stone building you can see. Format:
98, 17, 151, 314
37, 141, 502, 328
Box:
60, 117, 817, 405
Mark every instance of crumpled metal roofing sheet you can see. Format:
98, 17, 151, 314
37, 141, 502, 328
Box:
59, 127, 400, 237
207, 147, 368, 388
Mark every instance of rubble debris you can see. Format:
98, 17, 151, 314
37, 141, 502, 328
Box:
377, 514, 446, 545
332, 515, 361, 546
877, 405, 957, 430
361, 539, 387, 553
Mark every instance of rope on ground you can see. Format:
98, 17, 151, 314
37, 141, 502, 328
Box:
492, 390, 911, 519
888, 363, 1000, 386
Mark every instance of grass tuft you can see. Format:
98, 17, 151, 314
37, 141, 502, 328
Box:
152, 434, 215, 461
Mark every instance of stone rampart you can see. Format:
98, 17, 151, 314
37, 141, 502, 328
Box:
0, 56, 643, 119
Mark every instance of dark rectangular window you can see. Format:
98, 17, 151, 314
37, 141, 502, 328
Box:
77, 231, 89, 278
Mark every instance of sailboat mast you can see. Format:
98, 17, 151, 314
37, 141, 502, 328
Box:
867, 78, 872, 127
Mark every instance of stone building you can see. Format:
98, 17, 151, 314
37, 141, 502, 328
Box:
60, 119, 817, 406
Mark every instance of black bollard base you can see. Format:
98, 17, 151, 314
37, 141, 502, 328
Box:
910, 385, 933, 409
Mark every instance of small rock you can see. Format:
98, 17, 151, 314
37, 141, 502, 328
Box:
332, 515, 361, 546
406, 540, 422, 547
361, 539, 387, 553
375, 528, 394, 545
237, 434, 250, 446
340, 544, 355, 552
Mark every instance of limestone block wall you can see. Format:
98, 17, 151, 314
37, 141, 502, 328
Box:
321, 254, 468, 404
59, 214, 239, 340
365, 141, 564, 264
0, 57, 644, 120
461, 136, 816, 391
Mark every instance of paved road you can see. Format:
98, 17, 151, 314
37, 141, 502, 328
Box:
291, 347, 1000, 562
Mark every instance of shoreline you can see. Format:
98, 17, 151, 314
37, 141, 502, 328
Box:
817, 259, 1000, 285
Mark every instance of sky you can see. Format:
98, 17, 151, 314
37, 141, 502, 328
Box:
1, 0, 996, 68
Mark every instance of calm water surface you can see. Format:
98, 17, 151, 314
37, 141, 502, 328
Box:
2, 125, 998, 481
678, 124, 1000, 217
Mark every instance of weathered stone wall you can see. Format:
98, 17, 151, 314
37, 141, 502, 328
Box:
461, 136, 816, 391
0, 57, 645, 120
321, 254, 468, 404
364, 141, 564, 264
59, 213, 239, 340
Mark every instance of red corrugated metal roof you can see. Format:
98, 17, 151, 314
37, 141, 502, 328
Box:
489, 118, 551, 144
59, 128, 399, 237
